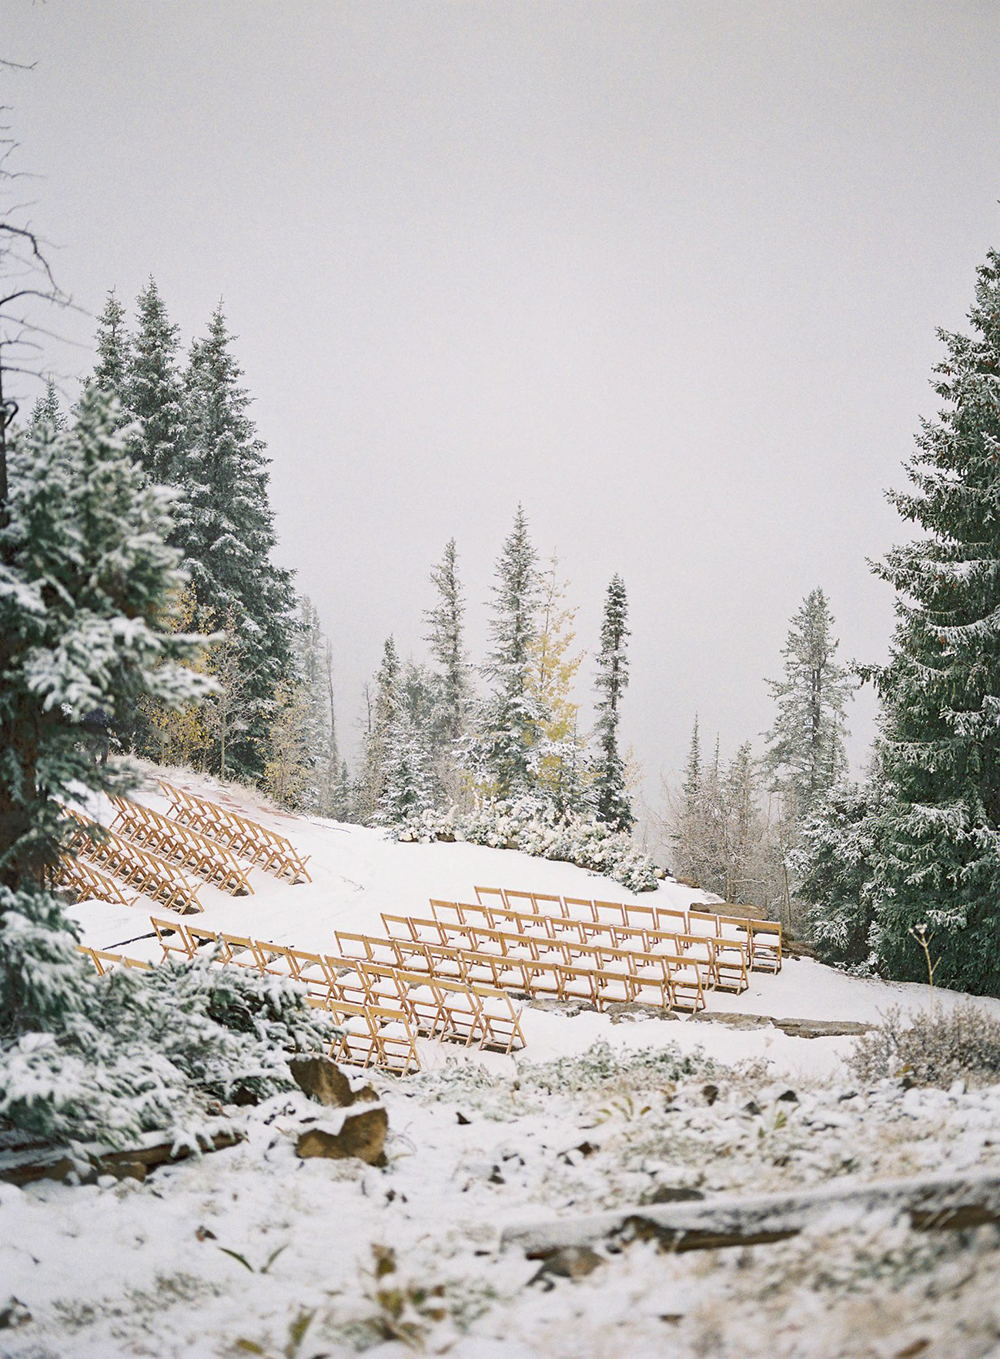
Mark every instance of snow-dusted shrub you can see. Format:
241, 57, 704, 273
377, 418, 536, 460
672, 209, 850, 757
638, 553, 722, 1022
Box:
0, 896, 331, 1150
848, 1004, 1000, 1088
397, 796, 661, 893
519, 1040, 716, 1094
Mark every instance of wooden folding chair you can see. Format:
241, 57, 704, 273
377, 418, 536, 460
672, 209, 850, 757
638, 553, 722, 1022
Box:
559, 963, 600, 1005
328, 1001, 378, 1067
592, 947, 635, 1005
661, 953, 706, 1011
623, 902, 657, 932
428, 898, 466, 926
653, 906, 690, 933
627, 954, 676, 1009
518, 957, 564, 998
748, 920, 782, 971
218, 933, 264, 970
688, 909, 723, 937
503, 889, 537, 915
368, 1005, 421, 1074
400, 979, 448, 1037
562, 896, 597, 921
470, 985, 526, 1053
149, 915, 193, 960
429, 978, 487, 1048
593, 899, 628, 927
473, 885, 507, 911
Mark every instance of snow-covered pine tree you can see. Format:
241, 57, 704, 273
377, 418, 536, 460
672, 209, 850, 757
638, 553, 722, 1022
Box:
466, 505, 546, 797
90, 288, 132, 415
357, 636, 402, 823
764, 588, 853, 827
321, 642, 353, 820
178, 303, 297, 780
592, 573, 634, 831
670, 716, 706, 882
795, 756, 888, 972
0, 384, 211, 1007
126, 277, 187, 485
29, 380, 65, 431
425, 538, 470, 746
867, 247, 1000, 995
529, 556, 590, 814
377, 709, 434, 825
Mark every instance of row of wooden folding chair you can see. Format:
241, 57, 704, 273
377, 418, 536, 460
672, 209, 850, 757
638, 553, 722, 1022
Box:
78, 946, 152, 975
347, 925, 702, 1013
424, 902, 749, 993
64, 811, 203, 914
472, 886, 694, 936
159, 781, 312, 884
109, 796, 253, 896
148, 919, 527, 1061
472, 885, 780, 970
56, 854, 135, 909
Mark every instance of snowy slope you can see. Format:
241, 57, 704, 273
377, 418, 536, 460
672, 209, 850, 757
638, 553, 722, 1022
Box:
6, 766, 1000, 1359
66, 767, 1000, 1086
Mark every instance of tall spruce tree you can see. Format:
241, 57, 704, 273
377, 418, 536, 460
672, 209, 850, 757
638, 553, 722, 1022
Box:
179, 304, 296, 780
90, 289, 132, 415
764, 588, 853, 825
869, 247, 1000, 995
358, 636, 402, 822
28, 380, 64, 432
467, 506, 546, 797
126, 277, 187, 485
592, 573, 633, 831
0, 385, 210, 980
425, 538, 469, 745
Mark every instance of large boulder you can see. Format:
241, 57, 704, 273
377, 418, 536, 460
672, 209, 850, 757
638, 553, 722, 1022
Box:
295, 1106, 388, 1167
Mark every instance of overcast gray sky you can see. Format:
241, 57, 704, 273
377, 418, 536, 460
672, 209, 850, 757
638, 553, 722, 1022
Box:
7, 1, 1000, 820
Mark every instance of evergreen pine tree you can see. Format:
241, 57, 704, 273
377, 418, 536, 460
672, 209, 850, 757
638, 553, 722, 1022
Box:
592, 573, 634, 831
425, 538, 469, 745
178, 303, 297, 780
466, 506, 546, 797
795, 756, 888, 971
90, 289, 132, 414
0, 386, 210, 1009
764, 588, 853, 825
868, 247, 1000, 994
358, 636, 402, 822
28, 380, 64, 432
126, 277, 187, 484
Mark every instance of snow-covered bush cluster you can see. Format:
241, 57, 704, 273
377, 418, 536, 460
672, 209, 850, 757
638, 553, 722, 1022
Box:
396, 796, 661, 892
0, 896, 330, 1151
848, 1003, 1000, 1089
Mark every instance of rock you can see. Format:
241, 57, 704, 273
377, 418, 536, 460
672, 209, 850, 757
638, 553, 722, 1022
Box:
295, 1106, 388, 1166
776, 1089, 799, 1104
743, 1100, 763, 1117
644, 1185, 705, 1205
701, 1084, 720, 1106
289, 1055, 375, 1107
772, 1018, 874, 1040
533, 1246, 605, 1280
606, 1001, 679, 1024
0, 1298, 31, 1330
456, 1111, 471, 1125
690, 1011, 772, 1030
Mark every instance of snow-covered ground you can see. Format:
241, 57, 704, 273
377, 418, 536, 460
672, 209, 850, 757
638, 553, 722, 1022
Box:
5, 769, 999, 1358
